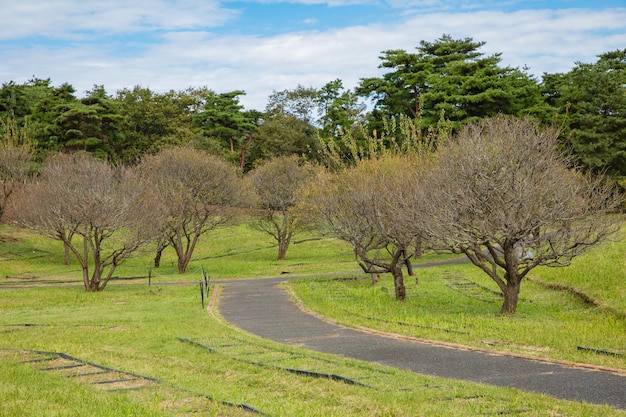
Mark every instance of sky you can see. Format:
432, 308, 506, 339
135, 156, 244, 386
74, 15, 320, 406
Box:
1, 0, 625, 110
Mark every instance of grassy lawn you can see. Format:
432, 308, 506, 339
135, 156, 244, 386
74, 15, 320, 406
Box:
1, 224, 625, 416
289, 240, 626, 370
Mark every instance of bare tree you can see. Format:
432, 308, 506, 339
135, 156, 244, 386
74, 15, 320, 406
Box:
7, 153, 161, 291
300, 156, 425, 300
247, 155, 315, 260
0, 117, 34, 221
422, 115, 622, 314
138, 147, 242, 273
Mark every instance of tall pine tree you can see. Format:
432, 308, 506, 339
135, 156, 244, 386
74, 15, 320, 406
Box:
543, 49, 626, 179
358, 34, 545, 133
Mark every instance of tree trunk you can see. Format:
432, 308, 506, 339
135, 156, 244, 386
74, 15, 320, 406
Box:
414, 237, 423, 259
240, 131, 254, 170
277, 231, 292, 261
171, 233, 197, 274
81, 237, 92, 291
404, 250, 414, 276
391, 266, 406, 301
501, 280, 521, 314
277, 241, 288, 260
500, 244, 522, 314
391, 248, 407, 300
154, 239, 168, 268
154, 247, 163, 268
64, 242, 71, 266
177, 257, 189, 274
85, 268, 101, 292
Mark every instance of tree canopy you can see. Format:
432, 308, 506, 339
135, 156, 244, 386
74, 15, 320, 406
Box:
357, 34, 546, 133
137, 147, 243, 274
0, 36, 623, 181
543, 49, 626, 180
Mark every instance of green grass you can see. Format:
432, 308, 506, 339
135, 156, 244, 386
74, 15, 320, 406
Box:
1, 223, 625, 416
0, 225, 360, 285
288, 242, 626, 370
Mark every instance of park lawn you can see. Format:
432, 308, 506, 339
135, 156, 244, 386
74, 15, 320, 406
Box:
1, 284, 624, 417
0, 223, 625, 415
288, 238, 626, 370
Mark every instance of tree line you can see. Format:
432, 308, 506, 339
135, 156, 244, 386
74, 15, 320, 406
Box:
1, 35, 625, 177
0, 34, 624, 315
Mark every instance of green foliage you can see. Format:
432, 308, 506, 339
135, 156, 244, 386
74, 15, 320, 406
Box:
316, 78, 366, 137
320, 113, 443, 169
0, 38, 622, 173
358, 34, 546, 134
543, 49, 626, 178
193, 89, 259, 167
248, 110, 319, 166
115, 86, 198, 161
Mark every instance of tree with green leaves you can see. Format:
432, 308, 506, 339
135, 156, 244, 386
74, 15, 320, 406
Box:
0, 78, 78, 159
316, 79, 366, 138
115, 86, 197, 162
542, 49, 626, 180
249, 111, 319, 165
193, 90, 259, 167
247, 86, 322, 166
358, 34, 545, 133
47, 85, 125, 159
265, 85, 319, 124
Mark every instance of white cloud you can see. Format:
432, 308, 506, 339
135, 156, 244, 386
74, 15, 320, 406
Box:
0, 0, 237, 39
1, 4, 625, 110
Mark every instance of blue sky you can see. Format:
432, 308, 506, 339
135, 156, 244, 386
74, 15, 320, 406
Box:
1, 1, 625, 110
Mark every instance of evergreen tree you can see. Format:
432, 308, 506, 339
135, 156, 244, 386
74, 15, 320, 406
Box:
542, 49, 626, 179
358, 34, 544, 133
193, 89, 258, 166
116, 86, 197, 161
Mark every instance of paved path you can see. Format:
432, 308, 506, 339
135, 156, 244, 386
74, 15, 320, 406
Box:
217, 277, 626, 410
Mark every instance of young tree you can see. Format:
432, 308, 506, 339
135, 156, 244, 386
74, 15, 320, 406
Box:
247, 155, 315, 260
422, 115, 622, 314
8, 153, 161, 291
138, 147, 242, 273
300, 155, 426, 301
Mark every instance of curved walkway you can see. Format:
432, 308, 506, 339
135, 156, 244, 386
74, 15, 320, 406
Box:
216, 276, 626, 410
